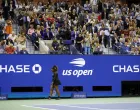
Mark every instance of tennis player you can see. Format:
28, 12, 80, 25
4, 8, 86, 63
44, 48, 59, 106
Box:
48, 65, 61, 100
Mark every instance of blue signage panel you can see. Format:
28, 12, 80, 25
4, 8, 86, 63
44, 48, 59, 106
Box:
0, 55, 140, 98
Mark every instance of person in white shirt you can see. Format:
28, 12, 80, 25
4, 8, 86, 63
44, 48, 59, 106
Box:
38, 2, 43, 12
15, 1, 22, 9
84, 1, 90, 12
8, 31, 17, 43
135, 9, 140, 27
90, 0, 98, 13
0, 14, 5, 26
34, 5, 39, 13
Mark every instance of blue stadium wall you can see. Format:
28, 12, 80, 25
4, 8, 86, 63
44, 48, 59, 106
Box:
0, 55, 140, 98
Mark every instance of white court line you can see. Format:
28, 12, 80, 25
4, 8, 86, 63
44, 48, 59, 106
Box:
33, 102, 140, 105
128, 108, 140, 110
55, 104, 103, 110
54, 104, 137, 110
32, 104, 60, 105
94, 102, 140, 104
22, 104, 140, 110
21, 105, 58, 110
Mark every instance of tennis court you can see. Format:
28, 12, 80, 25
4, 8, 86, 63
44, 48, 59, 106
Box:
0, 97, 140, 110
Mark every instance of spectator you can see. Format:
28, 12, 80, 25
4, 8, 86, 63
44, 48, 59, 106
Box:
98, 0, 103, 13
76, 34, 83, 53
83, 33, 92, 55
123, 18, 129, 30
90, 0, 98, 13
16, 33, 26, 51
24, 13, 30, 33
14, 46, 19, 54
99, 31, 108, 48
84, 1, 90, 13
51, 38, 60, 54
28, 24, 35, 37
120, 42, 131, 54
0, 14, 5, 26
5, 20, 13, 35
36, 25, 41, 37
9, 0, 15, 20
17, 11, 24, 32
61, 45, 70, 54
0, 40, 6, 54
6, 37, 14, 46
19, 47, 29, 54
33, 4, 39, 13
8, 31, 17, 43
130, 46, 139, 55
5, 44, 15, 54
40, 26, 45, 39
135, 9, 140, 28
32, 30, 39, 50
15, 1, 22, 9
0, 25, 5, 41
2, 0, 10, 20
92, 42, 104, 55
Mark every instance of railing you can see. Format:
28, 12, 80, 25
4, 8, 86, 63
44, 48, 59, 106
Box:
26, 34, 40, 54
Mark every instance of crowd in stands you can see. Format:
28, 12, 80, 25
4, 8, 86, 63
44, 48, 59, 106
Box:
0, 17, 28, 54
0, 0, 140, 55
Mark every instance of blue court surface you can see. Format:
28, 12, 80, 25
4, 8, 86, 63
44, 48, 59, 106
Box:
22, 102, 140, 110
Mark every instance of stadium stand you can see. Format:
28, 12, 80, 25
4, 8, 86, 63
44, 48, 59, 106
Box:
0, 0, 140, 55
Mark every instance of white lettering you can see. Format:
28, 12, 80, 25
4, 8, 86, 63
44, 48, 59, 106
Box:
16, 65, 23, 73
77, 70, 83, 77
113, 65, 140, 73
62, 70, 93, 77
24, 65, 30, 73
88, 70, 93, 75
67, 70, 72, 75
113, 65, 119, 73
73, 70, 78, 76
8, 65, 15, 73
134, 65, 139, 72
126, 65, 133, 72
83, 70, 88, 75
119, 65, 126, 72
0, 65, 31, 73
0, 65, 7, 73
62, 70, 66, 75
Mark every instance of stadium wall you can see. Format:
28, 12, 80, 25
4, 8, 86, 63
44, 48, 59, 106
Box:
0, 55, 140, 98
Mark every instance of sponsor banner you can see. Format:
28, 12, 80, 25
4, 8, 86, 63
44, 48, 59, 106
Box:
72, 92, 87, 98
0, 95, 8, 100
0, 55, 140, 97
52, 90, 57, 97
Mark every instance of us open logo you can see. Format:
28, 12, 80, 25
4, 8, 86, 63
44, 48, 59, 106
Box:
62, 58, 94, 77
69, 58, 85, 67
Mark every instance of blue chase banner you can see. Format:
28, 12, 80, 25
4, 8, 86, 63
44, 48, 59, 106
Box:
0, 55, 140, 98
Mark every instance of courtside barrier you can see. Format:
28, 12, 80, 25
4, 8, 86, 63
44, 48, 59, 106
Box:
0, 55, 140, 98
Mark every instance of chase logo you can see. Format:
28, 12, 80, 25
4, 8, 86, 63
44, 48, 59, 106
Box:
0, 64, 42, 74
32, 64, 42, 74
69, 58, 86, 67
